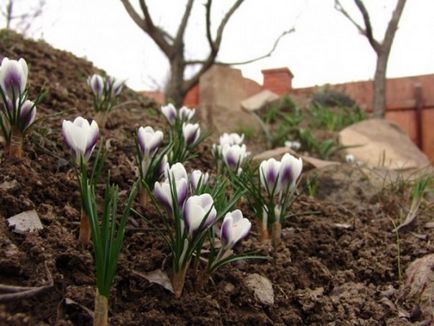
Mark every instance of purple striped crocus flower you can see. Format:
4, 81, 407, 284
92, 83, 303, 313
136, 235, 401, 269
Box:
62, 116, 99, 163
259, 158, 282, 194
154, 178, 188, 214
220, 209, 251, 249
137, 126, 163, 157
87, 74, 104, 98
183, 194, 216, 237
182, 123, 200, 146
19, 100, 36, 130
0, 58, 28, 100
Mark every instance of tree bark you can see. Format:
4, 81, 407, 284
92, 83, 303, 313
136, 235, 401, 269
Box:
336, 0, 407, 118
165, 54, 187, 107
372, 52, 388, 118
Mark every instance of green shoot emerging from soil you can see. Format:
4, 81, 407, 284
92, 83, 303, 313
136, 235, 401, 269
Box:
80, 163, 138, 326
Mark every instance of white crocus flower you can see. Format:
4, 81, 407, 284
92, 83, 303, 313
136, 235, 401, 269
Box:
161, 103, 177, 125
154, 178, 188, 214
219, 132, 244, 147
222, 144, 248, 170
182, 123, 200, 146
87, 74, 104, 98
179, 106, 195, 121
62, 117, 99, 163
137, 126, 163, 157
19, 99, 36, 130
190, 169, 209, 192
259, 158, 282, 194
183, 194, 217, 237
220, 209, 251, 249
345, 154, 355, 163
279, 153, 303, 191
165, 162, 188, 182
0, 57, 28, 99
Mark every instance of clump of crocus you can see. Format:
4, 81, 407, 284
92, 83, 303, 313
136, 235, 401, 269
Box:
88, 73, 124, 128
135, 125, 168, 207
62, 116, 100, 244
235, 153, 303, 248
0, 57, 43, 158
160, 104, 203, 163
211, 132, 246, 174
79, 154, 137, 326
151, 161, 259, 297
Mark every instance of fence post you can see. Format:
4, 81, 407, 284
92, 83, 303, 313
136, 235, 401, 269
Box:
414, 83, 423, 150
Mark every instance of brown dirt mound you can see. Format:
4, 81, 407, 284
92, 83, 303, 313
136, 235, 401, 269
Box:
0, 30, 433, 325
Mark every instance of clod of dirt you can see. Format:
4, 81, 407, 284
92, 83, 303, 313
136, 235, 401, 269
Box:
244, 273, 274, 305
403, 254, 434, 321
7, 210, 43, 234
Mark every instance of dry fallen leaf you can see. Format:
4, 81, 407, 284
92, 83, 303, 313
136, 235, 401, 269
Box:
133, 269, 174, 293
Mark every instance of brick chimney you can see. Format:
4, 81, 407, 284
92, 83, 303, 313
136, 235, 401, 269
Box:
262, 67, 293, 95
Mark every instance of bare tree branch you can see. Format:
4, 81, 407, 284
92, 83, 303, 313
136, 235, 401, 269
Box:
334, 0, 380, 52
120, 0, 172, 55
174, 0, 195, 46
219, 27, 295, 66
382, 0, 407, 56
184, 0, 244, 92
353, 0, 380, 52
205, 0, 216, 52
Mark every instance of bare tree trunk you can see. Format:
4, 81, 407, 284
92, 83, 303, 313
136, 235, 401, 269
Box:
6, 0, 13, 29
335, 0, 407, 119
165, 54, 187, 107
372, 53, 388, 118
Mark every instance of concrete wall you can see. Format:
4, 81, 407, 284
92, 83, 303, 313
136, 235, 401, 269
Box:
197, 65, 261, 133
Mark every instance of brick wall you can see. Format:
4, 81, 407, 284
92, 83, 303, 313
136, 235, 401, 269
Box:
261, 68, 293, 95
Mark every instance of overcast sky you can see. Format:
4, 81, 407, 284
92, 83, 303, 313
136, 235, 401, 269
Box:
3, 0, 434, 91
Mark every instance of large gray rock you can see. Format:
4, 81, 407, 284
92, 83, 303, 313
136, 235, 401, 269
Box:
241, 90, 279, 112
339, 119, 431, 169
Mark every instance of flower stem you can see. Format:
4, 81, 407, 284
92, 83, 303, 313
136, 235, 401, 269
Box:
93, 289, 108, 326
172, 264, 189, 298
272, 221, 282, 248
95, 111, 108, 129
138, 183, 149, 208
258, 223, 270, 241
9, 128, 23, 159
79, 206, 91, 245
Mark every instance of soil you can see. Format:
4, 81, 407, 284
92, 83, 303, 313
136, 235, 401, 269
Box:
0, 30, 433, 325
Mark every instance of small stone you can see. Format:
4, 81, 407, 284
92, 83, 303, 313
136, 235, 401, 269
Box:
7, 210, 43, 234
244, 273, 274, 305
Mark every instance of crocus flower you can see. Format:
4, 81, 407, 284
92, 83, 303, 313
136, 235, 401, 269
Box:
182, 123, 200, 146
19, 100, 36, 130
219, 132, 244, 147
62, 117, 99, 163
0, 57, 28, 99
107, 76, 124, 96
165, 162, 188, 182
137, 126, 163, 157
222, 144, 248, 170
183, 194, 216, 237
284, 140, 301, 151
345, 154, 355, 163
190, 169, 209, 192
179, 106, 195, 121
260, 158, 282, 194
278, 153, 303, 191
161, 104, 177, 125
154, 178, 188, 213
220, 209, 251, 249
87, 74, 104, 98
